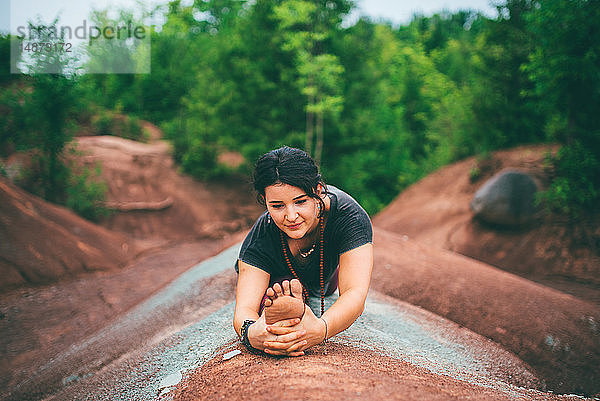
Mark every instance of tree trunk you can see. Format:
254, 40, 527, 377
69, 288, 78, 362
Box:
315, 107, 324, 166
306, 93, 314, 156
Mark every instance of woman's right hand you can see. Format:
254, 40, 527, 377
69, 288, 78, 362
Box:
247, 314, 304, 356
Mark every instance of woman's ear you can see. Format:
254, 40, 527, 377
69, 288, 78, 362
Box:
316, 183, 323, 196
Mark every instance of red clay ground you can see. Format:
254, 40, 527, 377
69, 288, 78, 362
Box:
1, 131, 599, 399
0, 178, 137, 290
75, 134, 261, 242
171, 342, 581, 401
370, 228, 600, 395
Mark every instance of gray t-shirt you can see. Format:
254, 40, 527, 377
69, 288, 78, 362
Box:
236, 186, 373, 296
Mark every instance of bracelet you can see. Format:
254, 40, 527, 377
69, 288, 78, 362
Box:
320, 317, 328, 343
240, 319, 262, 354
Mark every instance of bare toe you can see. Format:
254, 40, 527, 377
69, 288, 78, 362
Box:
266, 287, 276, 301
263, 280, 306, 325
273, 282, 284, 297
290, 279, 303, 299
281, 280, 291, 296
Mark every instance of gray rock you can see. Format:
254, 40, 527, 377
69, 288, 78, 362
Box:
470, 169, 539, 226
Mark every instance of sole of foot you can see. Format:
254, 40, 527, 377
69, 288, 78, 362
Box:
264, 279, 305, 325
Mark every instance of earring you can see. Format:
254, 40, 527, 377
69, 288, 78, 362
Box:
267, 213, 272, 223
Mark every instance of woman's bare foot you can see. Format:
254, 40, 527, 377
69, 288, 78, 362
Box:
263, 279, 306, 325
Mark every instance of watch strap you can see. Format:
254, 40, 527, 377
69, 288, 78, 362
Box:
240, 319, 261, 354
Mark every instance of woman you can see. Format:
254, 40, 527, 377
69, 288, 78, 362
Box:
233, 146, 373, 356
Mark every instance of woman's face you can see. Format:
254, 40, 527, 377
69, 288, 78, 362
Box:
264, 183, 321, 240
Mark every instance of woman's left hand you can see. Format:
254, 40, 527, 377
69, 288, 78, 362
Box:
262, 306, 326, 356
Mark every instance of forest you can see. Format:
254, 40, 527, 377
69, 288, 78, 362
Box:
1, 0, 599, 218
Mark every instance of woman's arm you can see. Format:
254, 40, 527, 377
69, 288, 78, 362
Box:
233, 260, 269, 337
264, 243, 373, 351
321, 242, 374, 338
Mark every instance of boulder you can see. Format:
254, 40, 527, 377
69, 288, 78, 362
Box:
470, 169, 539, 226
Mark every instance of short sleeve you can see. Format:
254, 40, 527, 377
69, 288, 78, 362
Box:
238, 243, 272, 273
235, 212, 279, 275
337, 208, 373, 254
327, 187, 373, 255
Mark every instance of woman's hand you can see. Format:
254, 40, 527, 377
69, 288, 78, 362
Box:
247, 314, 304, 355
262, 306, 326, 356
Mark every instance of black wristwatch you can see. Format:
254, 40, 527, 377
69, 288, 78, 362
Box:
240, 319, 261, 354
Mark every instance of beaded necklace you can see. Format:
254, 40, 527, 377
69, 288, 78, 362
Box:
279, 214, 325, 317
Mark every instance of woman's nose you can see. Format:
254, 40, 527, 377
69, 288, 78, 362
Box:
285, 205, 298, 221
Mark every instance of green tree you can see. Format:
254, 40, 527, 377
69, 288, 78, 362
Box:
164, 0, 311, 176
8, 18, 76, 202
274, 0, 350, 165
328, 21, 459, 213
1, 18, 108, 220
526, 0, 600, 216
1, 34, 26, 156
469, 0, 545, 153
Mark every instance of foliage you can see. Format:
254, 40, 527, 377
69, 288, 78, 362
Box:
17, 22, 76, 203
0, 34, 21, 85
273, 0, 349, 164
0, 18, 109, 220
526, 0, 600, 217
537, 143, 599, 217
469, 0, 546, 153
65, 161, 110, 222
0, 160, 7, 178
3, 0, 599, 219
91, 109, 146, 141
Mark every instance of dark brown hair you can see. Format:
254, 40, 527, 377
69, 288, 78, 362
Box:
253, 146, 327, 215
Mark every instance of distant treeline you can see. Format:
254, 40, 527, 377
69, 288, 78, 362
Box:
1, 0, 599, 218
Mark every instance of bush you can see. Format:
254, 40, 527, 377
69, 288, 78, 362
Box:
538, 141, 600, 218
91, 110, 114, 136
66, 163, 110, 222
181, 139, 219, 180
91, 110, 146, 141
16, 149, 109, 222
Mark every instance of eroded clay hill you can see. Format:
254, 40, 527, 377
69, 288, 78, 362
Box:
0, 177, 137, 290
74, 133, 261, 243
373, 145, 600, 297
2, 136, 599, 399
0, 127, 263, 292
